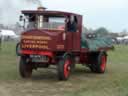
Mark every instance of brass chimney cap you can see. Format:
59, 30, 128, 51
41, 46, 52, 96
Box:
37, 6, 47, 11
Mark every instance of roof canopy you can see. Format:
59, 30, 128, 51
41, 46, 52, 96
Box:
22, 10, 81, 17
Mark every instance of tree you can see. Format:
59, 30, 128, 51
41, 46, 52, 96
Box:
94, 27, 109, 36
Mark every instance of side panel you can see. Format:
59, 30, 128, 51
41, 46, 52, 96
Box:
66, 32, 73, 51
65, 32, 81, 51
73, 32, 81, 51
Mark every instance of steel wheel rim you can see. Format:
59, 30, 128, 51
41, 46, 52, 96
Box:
64, 59, 71, 78
101, 55, 106, 71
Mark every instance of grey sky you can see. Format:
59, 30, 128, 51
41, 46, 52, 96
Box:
0, 0, 128, 32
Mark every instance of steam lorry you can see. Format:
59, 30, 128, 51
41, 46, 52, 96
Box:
17, 7, 113, 80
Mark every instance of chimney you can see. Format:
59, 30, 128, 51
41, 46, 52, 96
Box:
37, 6, 47, 11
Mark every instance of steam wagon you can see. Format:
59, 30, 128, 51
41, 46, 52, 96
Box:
17, 7, 113, 80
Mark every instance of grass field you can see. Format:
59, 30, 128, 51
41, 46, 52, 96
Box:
0, 41, 128, 96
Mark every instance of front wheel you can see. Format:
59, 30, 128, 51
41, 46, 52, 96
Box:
19, 56, 33, 78
57, 56, 72, 80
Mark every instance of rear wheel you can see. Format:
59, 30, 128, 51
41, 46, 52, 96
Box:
19, 56, 33, 78
58, 55, 72, 80
97, 52, 107, 73
89, 52, 107, 73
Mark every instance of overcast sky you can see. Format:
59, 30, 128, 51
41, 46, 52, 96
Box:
0, 0, 128, 32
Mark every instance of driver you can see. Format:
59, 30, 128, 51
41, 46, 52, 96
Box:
28, 15, 36, 29
66, 15, 77, 32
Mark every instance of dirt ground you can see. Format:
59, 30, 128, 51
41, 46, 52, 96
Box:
0, 42, 128, 96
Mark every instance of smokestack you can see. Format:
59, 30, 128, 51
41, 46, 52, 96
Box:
37, 6, 47, 11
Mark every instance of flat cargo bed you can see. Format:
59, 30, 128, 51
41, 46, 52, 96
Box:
81, 36, 114, 51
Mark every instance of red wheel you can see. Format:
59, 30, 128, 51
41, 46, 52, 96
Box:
97, 52, 107, 73
89, 52, 107, 73
58, 56, 72, 80
100, 55, 107, 72
64, 59, 71, 78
